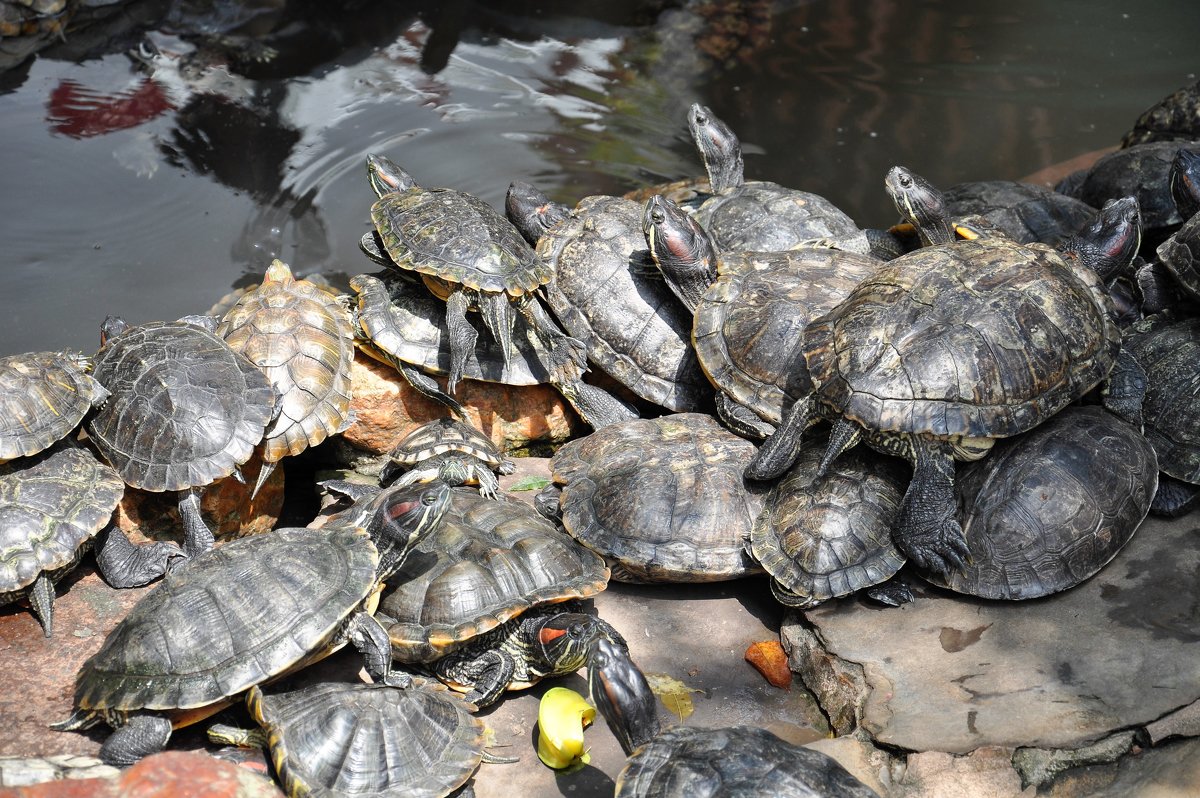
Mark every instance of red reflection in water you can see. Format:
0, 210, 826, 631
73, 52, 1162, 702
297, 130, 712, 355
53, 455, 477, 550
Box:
46, 78, 174, 138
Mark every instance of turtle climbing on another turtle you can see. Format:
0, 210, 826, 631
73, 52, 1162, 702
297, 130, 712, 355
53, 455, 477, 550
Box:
0, 352, 108, 463
381, 417, 515, 499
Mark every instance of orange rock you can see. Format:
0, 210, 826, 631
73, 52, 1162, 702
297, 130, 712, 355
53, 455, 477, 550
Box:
342, 354, 582, 455
8, 752, 283, 798
745, 639, 792, 690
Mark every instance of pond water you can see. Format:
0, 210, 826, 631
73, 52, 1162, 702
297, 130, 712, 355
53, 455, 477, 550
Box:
0, 0, 1197, 357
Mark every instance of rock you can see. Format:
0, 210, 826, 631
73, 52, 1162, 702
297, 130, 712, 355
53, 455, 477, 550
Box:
784, 516, 1200, 754
4, 751, 283, 797
0, 755, 118, 788
1013, 731, 1137, 789
1145, 699, 1200, 745
341, 354, 581, 456
805, 735, 897, 797
897, 747, 1034, 798
1042, 737, 1200, 798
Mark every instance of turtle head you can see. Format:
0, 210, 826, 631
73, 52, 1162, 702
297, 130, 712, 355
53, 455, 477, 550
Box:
99, 316, 130, 345
1061, 196, 1142, 282
643, 194, 718, 313
587, 635, 660, 756
885, 165, 954, 247
688, 103, 743, 194
369, 481, 452, 579
1169, 148, 1200, 221
366, 154, 417, 198
505, 181, 571, 245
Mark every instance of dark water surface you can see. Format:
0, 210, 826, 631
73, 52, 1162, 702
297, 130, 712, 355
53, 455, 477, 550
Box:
0, 0, 1197, 356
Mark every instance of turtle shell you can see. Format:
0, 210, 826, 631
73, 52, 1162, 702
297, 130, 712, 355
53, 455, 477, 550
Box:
805, 238, 1120, 440
0, 446, 124, 596
694, 248, 883, 426
942, 180, 1096, 246
925, 406, 1157, 600
1157, 212, 1200, 300
1066, 140, 1200, 234
388, 418, 503, 468
70, 525, 378, 715
350, 271, 549, 386
692, 182, 859, 253
216, 260, 355, 465
537, 195, 709, 411
551, 413, 766, 582
1123, 314, 1200, 484
0, 352, 106, 462
377, 488, 608, 663
371, 184, 551, 296
616, 725, 879, 798
751, 442, 907, 608
246, 681, 484, 798
87, 320, 276, 492
1122, 79, 1200, 147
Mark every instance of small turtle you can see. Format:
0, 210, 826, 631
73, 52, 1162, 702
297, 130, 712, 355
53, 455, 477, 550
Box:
941, 179, 1097, 247
85, 316, 276, 583
587, 637, 879, 798
687, 104, 860, 253
216, 259, 356, 497
0, 447, 124, 636
1153, 150, 1200, 303
545, 413, 766, 583
208, 681, 489, 798
1121, 79, 1200, 147
381, 418, 515, 499
0, 352, 108, 463
923, 406, 1157, 600
52, 481, 451, 766
506, 181, 710, 413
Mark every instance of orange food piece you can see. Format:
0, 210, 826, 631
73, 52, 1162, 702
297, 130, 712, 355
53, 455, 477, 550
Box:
745, 640, 792, 689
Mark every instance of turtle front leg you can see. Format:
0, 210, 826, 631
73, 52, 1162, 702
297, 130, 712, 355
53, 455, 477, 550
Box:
27, 572, 55, 638
552, 377, 639, 430
99, 714, 173, 767
442, 649, 516, 708
94, 525, 185, 588
892, 436, 970, 577
444, 289, 478, 395
177, 488, 215, 560
471, 464, 501, 500
344, 611, 409, 688
514, 294, 587, 380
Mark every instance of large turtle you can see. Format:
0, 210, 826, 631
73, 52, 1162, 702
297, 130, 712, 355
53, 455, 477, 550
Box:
0, 352, 107, 463
380, 417, 515, 499
52, 481, 451, 766
587, 637, 879, 798
924, 406, 1157, 600
0, 446, 125, 636
216, 259, 356, 497
84, 316, 276, 583
543, 413, 766, 583
747, 197, 1142, 577
505, 181, 710, 413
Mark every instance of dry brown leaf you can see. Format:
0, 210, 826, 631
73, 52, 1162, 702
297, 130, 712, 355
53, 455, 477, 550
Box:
745, 639, 792, 689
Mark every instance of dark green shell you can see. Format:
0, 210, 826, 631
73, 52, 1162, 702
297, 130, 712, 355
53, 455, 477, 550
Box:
926, 406, 1157, 600
87, 321, 275, 492
1067, 140, 1200, 233
1122, 80, 1200, 147
693, 182, 858, 253
1157, 213, 1200, 300
0, 352, 106, 462
942, 181, 1096, 246
1123, 314, 1200, 483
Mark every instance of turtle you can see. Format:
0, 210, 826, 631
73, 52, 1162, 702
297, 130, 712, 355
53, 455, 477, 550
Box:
84, 316, 276, 583
1121, 78, 1200, 147
380, 417, 515, 499
0, 446, 124, 636
746, 197, 1143, 577
505, 181, 711, 413
51, 481, 451, 766
1123, 313, 1200, 516
1152, 149, 1200, 303
941, 179, 1097, 247
0, 351, 108, 463
750, 439, 909, 609
543, 413, 767, 583
216, 259, 356, 497
365, 153, 585, 396
643, 193, 883, 438
686, 104, 861, 253
207, 680, 489, 798
922, 406, 1157, 600
587, 636, 879, 798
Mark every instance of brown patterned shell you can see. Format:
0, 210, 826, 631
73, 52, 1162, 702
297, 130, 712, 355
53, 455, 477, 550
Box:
692, 182, 859, 253
551, 413, 766, 582
806, 238, 1121, 439
693, 248, 883, 426
216, 260, 355, 465
0, 352, 106, 462
378, 488, 608, 663
388, 418, 502, 468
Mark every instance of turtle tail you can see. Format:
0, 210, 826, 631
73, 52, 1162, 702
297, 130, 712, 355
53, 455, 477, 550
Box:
815, 418, 862, 480
250, 460, 276, 500
51, 708, 102, 732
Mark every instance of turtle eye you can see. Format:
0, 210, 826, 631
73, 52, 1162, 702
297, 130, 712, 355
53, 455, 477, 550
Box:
898, 172, 913, 189
568, 622, 590, 639
651, 209, 664, 224
694, 111, 708, 125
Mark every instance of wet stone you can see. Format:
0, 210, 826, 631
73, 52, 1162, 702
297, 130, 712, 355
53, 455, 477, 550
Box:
1, 751, 283, 797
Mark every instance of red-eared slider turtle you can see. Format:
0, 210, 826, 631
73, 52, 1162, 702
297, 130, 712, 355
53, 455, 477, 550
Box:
750, 441, 909, 609
1153, 149, 1200, 303
545, 413, 766, 583
1122, 79, 1200, 147
52, 481, 451, 766
506, 181, 711, 413
366, 154, 584, 396
687, 104, 860, 252
1168, 147, 1200, 221
85, 316, 276, 581
941, 179, 1097, 247
208, 681, 488, 798
923, 406, 1157, 600
747, 198, 1142, 577
216, 259, 356, 497
381, 417, 515, 499
0, 352, 107, 462
0, 446, 124, 636
1123, 313, 1200, 516
587, 637, 880, 798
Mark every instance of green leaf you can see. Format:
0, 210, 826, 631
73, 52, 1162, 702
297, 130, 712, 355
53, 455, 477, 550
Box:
644, 672, 702, 721
509, 476, 551, 492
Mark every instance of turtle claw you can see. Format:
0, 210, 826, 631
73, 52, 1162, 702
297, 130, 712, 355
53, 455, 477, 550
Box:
902, 517, 970, 579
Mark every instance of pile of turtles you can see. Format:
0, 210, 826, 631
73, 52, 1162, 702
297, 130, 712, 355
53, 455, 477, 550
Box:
3, 82, 1200, 797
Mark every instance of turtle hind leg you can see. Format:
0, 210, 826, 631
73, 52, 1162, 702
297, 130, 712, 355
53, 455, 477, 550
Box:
94, 526, 185, 588
553, 378, 638, 430
893, 436, 970, 578
514, 294, 587, 381
444, 289, 479, 395
397, 364, 467, 419
1151, 474, 1200, 517
99, 714, 173, 766
744, 396, 814, 481
478, 291, 515, 365
177, 488, 215, 560
27, 572, 55, 638
715, 392, 774, 440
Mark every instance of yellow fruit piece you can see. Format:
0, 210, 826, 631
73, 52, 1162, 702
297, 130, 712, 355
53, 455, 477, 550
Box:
537, 686, 596, 769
